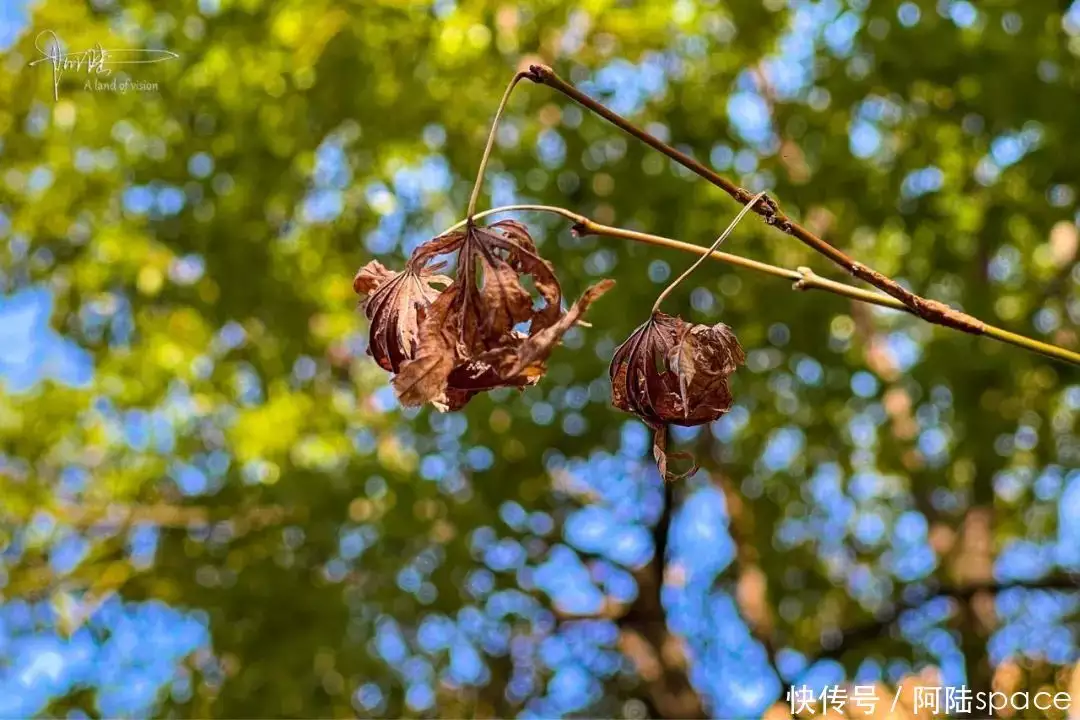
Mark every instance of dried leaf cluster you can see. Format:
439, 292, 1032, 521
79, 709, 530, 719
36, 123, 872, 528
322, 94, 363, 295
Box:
355, 219, 614, 412
354, 76, 759, 478
355, 223, 746, 478
355, 213, 751, 478
350, 63, 1080, 482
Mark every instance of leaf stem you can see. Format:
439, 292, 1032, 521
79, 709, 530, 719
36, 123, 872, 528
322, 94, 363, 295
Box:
466, 71, 527, 222
651, 191, 767, 314
442, 204, 1080, 366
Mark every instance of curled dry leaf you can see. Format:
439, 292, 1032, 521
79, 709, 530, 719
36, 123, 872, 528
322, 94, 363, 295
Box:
504, 278, 615, 378
353, 260, 451, 373
609, 310, 745, 477
356, 220, 613, 411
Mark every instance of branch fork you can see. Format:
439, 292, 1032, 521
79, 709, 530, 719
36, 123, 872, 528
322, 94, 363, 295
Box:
514, 63, 1075, 365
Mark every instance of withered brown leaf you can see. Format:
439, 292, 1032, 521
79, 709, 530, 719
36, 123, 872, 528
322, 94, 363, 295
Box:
505, 278, 615, 378
385, 220, 612, 410
609, 310, 744, 477
353, 260, 451, 373
390, 287, 460, 409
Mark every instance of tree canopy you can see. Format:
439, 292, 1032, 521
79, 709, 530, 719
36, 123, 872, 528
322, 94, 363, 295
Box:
1, 0, 1080, 717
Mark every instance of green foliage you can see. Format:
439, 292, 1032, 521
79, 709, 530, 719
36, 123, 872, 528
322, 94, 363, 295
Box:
1, 0, 1079, 716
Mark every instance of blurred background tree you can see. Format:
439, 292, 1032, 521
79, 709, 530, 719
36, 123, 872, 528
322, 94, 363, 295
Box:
1, 0, 1079, 717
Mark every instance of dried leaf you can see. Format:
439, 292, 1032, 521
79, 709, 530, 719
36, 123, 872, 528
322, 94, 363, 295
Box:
505, 279, 615, 378
476, 250, 534, 342
609, 310, 744, 477
481, 220, 562, 334
386, 220, 610, 409
353, 260, 396, 296
439, 279, 613, 398
390, 288, 458, 406
353, 260, 450, 373
651, 427, 698, 481
668, 322, 744, 424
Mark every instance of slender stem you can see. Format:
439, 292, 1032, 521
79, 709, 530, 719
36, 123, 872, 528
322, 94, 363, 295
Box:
443, 203, 587, 234
466, 71, 527, 221
652, 191, 767, 314
441, 205, 802, 283
791, 266, 905, 310
441, 204, 1080, 366
523, 64, 995, 337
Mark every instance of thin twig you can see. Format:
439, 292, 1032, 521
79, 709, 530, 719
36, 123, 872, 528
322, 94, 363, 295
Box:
652, 191, 768, 314
443, 204, 1080, 365
31, 503, 292, 530
466, 71, 528, 221
521, 64, 1080, 366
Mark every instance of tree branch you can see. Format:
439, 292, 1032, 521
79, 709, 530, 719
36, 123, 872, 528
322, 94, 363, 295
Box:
444, 204, 1080, 366
523, 65, 976, 326
445, 205, 908, 310
38, 503, 292, 532
615, 470, 708, 719
556, 463, 707, 718
517, 64, 1080, 367
811, 575, 1080, 665
709, 472, 781, 672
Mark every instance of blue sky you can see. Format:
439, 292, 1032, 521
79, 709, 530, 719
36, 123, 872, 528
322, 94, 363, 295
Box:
0, 286, 93, 392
